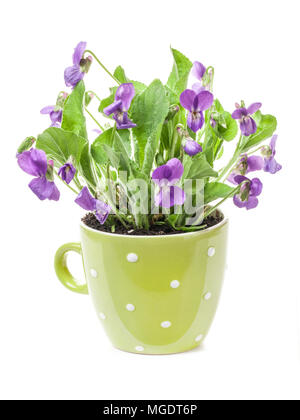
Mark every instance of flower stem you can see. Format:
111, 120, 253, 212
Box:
216, 134, 243, 182
86, 90, 101, 103
84, 50, 120, 85
85, 107, 105, 131
54, 171, 79, 194
170, 126, 179, 159
203, 183, 245, 219
247, 145, 264, 156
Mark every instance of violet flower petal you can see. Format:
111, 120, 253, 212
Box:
250, 178, 263, 196
29, 177, 56, 201
247, 102, 262, 115
180, 90, 196, 112
40, 106, 55, 115
113, 111, 136, 130
184, 140, 202, 156
64, 65, 84, 88
247, 156, 264, 172
152, 165, 172, 185
171, 186, 186, 206
95, 201, 111, 224
155, 186, 186, 208
240, 117, 257, 136
103, 100, 123, 116
166, 158, 184, 184
18, 149, 48, 177
245, 196, 259, 210
233, 194, 246, 208
192, 61, 206, 80
232, 108, 247, 120
115, 83, 135, 111
234, 175, 249, 185
72, 41, 87, 66
194, 91, 214, 112
49, 110, 62, 125
75, 187, 96, 211
264, 158, 282, 174
187, 110, 204, 132
227, 172, 237, 184
192, 82, 206, 94
48, 183, 60, 201
270, 135, 278, 156
156, 187, 175, 208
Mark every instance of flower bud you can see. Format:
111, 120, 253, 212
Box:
176, 125, 189, 138
17, 136, 36, 155
46, 160, 54, 181
80, 56, 93, 74
165, 105, 180, 123
85, 92, 94, 107
261, 145, 272, 158
56, 92, 68, 108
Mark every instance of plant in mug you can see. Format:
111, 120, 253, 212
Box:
16, 42, 281, 233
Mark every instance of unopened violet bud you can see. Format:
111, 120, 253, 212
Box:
17, 136, 36, 156
85, 92, 94, 107
56, 91, 68, 108
261, 145, 272, 158
46, 160, 55, 181
183, 139, 202, 156
58, 162, 76, 184
165, 105, 180, 123
80, 55, 92, 74
176, 125, 189, 138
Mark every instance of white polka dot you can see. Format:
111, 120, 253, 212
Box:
208, 247, 215, 257
195, 334, 203, 342
135, 346, 144, 352
126, 304, 135, 312
170, 280, 180, 289
161, 321, 172, 329
90, 269, 98, 278
204, 292, 212, 301
127, 253, 138, 263
99, 312, 106, 320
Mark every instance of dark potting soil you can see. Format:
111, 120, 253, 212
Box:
82, 210, 224, 236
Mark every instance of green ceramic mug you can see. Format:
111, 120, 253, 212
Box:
54, 217, 228, 354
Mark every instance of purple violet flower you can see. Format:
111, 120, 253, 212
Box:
17, 149, 60, 201
233, 175, 263, 210
40, 92, 68, 127
180, 90, 214, 133
232, 102, 262, 136
152, 158, 186, 208
58, 162, 76, 184
183, 139, 202, 156
75, 187, 111, 224
227, 154, 264, 183
103, 84, 136, 130
64, 42, 92, 88
191, 61, 207, 94
263, 135, 282, 174
40, 106, 62, 127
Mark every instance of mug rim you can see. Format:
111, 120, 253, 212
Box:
80, 210, 228, 239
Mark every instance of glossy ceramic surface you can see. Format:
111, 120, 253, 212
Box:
54, 218, 228, 354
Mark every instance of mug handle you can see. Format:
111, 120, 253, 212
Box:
54, 243, 88, 295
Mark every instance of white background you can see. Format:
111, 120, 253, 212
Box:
0, 0, 299, 400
